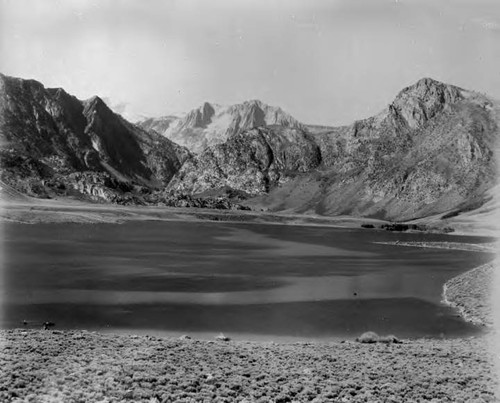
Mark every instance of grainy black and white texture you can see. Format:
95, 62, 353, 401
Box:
0, 329, 498, 403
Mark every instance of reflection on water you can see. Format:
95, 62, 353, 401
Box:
1, 221, 494, 339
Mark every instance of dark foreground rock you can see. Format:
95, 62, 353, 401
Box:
0, 329, 498, 403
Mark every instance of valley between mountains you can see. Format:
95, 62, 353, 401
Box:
1, 73, 498, 229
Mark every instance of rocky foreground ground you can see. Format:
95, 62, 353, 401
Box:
0, 328, 498, 403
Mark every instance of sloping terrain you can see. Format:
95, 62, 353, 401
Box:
1, 74, 498, 222
167, 125, 321, 195
169, 78, 499, 221
0, 73, 189, 203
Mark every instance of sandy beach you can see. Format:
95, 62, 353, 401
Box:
443, 263, 495, 328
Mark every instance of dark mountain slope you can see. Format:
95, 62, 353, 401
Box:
0, 73, 188, 201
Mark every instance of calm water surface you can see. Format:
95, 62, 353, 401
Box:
1, 221, 494, 340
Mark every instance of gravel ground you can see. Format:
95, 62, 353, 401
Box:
0, 329, 498, 403
443, 263, 495, 327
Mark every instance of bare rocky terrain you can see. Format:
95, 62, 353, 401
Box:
0, 73, 190, 204
168, 78, 499, 221
1, 73, 499, 223
138, 100, 304, 154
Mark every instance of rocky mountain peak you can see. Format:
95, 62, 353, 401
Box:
139, 99, 304, 154
396, 77, 462, 101
82, 96, 119, 124
390, 77, 464, 129
46, 87, 72, 101
244, 99, 264, 107
201, 101, 214, 112
412, 76, 445, 89
180, 101, 216, 129
0, 73, 188, 202
0, 74, 46, 102
239, 100, 266, 128
84, 95, 108, 110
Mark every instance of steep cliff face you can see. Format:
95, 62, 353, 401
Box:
168, 78, 499, 221
138, 100, 304, 154
0, 73, 188, 201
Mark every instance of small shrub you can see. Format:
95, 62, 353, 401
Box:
356, 332, 403, 344
379, 334, 402, 344
215, 333, 231, 341
355, 331, 379, 343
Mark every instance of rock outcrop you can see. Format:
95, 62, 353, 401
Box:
0, 73, 189, 202
137, 100, 305, 154
168, 78, 499, 221
167, 125, 321, 195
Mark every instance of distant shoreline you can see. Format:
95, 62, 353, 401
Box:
1, 198, 496, 238
0, 198, 390, 229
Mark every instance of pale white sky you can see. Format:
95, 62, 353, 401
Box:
1, 0, 500, 125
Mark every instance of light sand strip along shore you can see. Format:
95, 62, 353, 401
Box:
378, 241, 496, 327
374, 241, 497, 253
0, 329, 498, 402
442, 263, 495, 328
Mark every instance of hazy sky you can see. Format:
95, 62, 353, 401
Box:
1, 0, 500, 125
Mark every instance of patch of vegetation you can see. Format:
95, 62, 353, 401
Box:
380, 223, 428, 232
356, 331, 402, 344
441, 210, 460, 219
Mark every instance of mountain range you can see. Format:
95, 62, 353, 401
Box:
1, 73, 498, 221
0, 73, 189, 203
137, 100, 304, 154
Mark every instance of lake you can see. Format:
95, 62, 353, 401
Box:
0, 221, 494, 340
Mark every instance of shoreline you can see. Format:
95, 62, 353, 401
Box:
380, 241, 496, 328
0, 199, 390, 230
0, 223, 498, 401
1, 202, 498, 401
2, 198, 497, 237
442, 262, 495, 328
